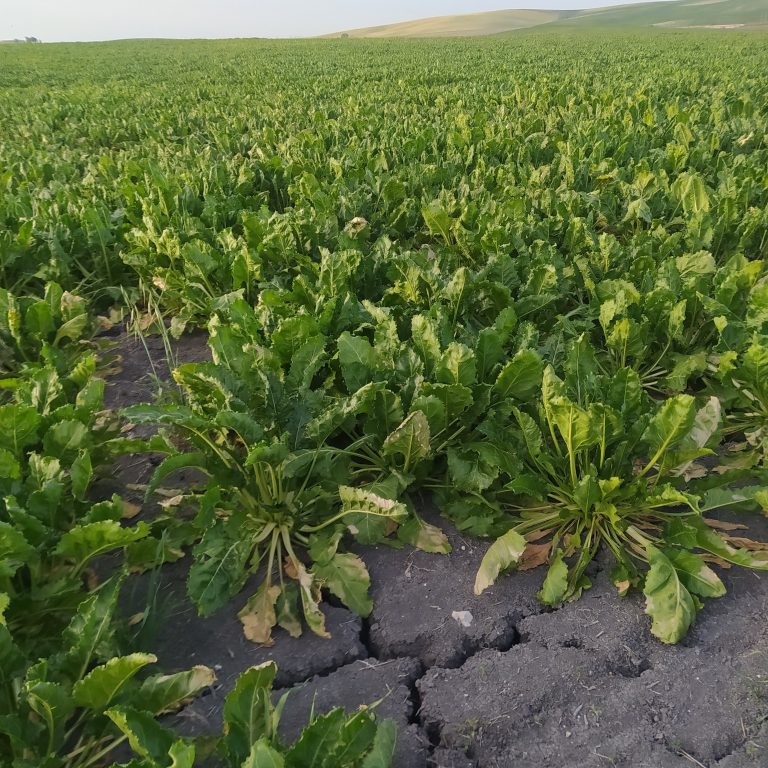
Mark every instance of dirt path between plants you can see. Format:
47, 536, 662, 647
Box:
105, 331, 768, 768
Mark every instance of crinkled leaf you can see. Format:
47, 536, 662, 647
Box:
314, 552, 372, 617
382, 410, 430, 467
55, 521, 150, 570
239, 584, 281, 645
447, 447, 499, 493
644, 545, 697, 644
73, 653, 157, 710
106, 706, 177, 764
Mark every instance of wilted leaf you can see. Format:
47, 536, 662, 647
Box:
239, 584, 281, 645
519, 541, 552, 572
474, 529, 527, 594
397, 515, 451, 554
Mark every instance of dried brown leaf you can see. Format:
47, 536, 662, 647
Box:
122, 501, 142, 519
703, 518, 748, 532
519, 541, 552, 572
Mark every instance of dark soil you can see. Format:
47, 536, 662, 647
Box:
108, 330, 768, 768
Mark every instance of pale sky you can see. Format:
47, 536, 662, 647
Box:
3, 0, 672, 42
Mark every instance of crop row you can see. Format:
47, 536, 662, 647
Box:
1, 30, 767, 767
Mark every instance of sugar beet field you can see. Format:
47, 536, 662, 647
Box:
2, 30, 768, 768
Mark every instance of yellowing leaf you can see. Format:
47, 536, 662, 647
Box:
398, 515, 451, 554
122, 500, 143, 519
474, 529, 527, 595
239, 585, 280, 645
644, 545, 697, 644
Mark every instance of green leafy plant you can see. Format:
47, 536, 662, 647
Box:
0, 281, 178, 654
710, 338, 768, 467
0, 282, 100, 377
0, 576, 215, 768
107, 661, 396, 768
123, 390, 393, 645
470, 340, 768, 643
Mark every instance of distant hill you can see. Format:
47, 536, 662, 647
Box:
328, 0, 768, 37
562, 0, 768, 29
328, 9, 560, 38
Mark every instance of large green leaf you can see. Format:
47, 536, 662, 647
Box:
436, 343, 476, 387
666, 550, 725, 599
492, 349, 543, 401
671, 172, 710, 216
642, 395, 697, 467
24, 680, 75, 752
0, 404, 40, 455
73, 653, 157, 710
410, 315, 441, 373
188, 519, 252, 617
0, 522, 34, 580
361, 719, 398, 768
338, 332, 377, 393
137, 666, 216, 715
285, 708, 378, 768
222, 663, 277, 765
313, 551, 372, 618
244, 740, 286, 768
643, 545, 696, 644
54, 521, 150, 571
537, 551, 569, 606
381, 411, 430, 468
58, 576, 123, 682
106, 706, 177, 763
549, 396, 599, 454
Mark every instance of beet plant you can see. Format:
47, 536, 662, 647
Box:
470, 339, 768, 643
